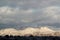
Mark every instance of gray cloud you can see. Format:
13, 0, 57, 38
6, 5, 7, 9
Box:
0, 0, 60, 29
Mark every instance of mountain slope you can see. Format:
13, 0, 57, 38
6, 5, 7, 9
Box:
39, 27, 55, 34
0, 27, 57, 36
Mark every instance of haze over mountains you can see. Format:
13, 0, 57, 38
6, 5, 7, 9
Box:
0, 27, 60, 36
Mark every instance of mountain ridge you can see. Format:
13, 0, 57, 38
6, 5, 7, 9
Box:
0, 27, 60, 36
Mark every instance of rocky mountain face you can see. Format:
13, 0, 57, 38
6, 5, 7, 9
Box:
0, 27, 60, 36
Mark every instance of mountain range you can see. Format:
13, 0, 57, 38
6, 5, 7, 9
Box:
0, 27, 60, 36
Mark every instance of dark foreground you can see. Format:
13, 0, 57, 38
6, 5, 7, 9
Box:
0, 35, 60, 40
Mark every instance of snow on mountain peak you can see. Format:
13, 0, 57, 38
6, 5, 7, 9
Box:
0, 27, 56, 36
39, 27, 55, 33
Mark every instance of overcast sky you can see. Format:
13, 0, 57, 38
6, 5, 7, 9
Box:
0, 0, 60, 29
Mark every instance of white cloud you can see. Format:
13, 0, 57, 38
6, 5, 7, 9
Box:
0, 6, 60, 27
0, 6, 17, 15
0, 6, 33, 15
21, 18, 33, 23
42, 6, 60, 23
0, 6, 33, 23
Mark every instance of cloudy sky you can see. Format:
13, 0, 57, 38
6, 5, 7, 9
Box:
0, 0, 60, 29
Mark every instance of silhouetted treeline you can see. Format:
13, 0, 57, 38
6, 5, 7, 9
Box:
0, 35, 60, 40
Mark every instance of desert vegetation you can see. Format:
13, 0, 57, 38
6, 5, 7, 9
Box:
0, 35, 60, 40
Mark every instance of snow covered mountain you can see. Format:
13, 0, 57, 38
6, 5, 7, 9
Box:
39, 27, 55, 34
0, 27, 59, 36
